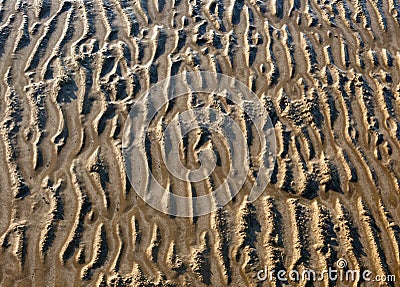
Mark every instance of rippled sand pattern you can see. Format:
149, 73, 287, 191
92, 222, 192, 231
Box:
0, 0, 400, 286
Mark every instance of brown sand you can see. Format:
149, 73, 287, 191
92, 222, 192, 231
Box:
0, 0, 399, 286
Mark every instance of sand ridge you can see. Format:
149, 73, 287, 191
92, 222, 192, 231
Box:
0, 0, 399, 286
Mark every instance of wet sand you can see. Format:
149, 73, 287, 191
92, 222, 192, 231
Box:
0, 0, 399, 286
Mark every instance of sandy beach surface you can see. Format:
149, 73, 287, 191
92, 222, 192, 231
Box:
0, 0, 399, 286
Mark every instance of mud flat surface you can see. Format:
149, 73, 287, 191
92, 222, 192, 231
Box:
0, 0, 400, 286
